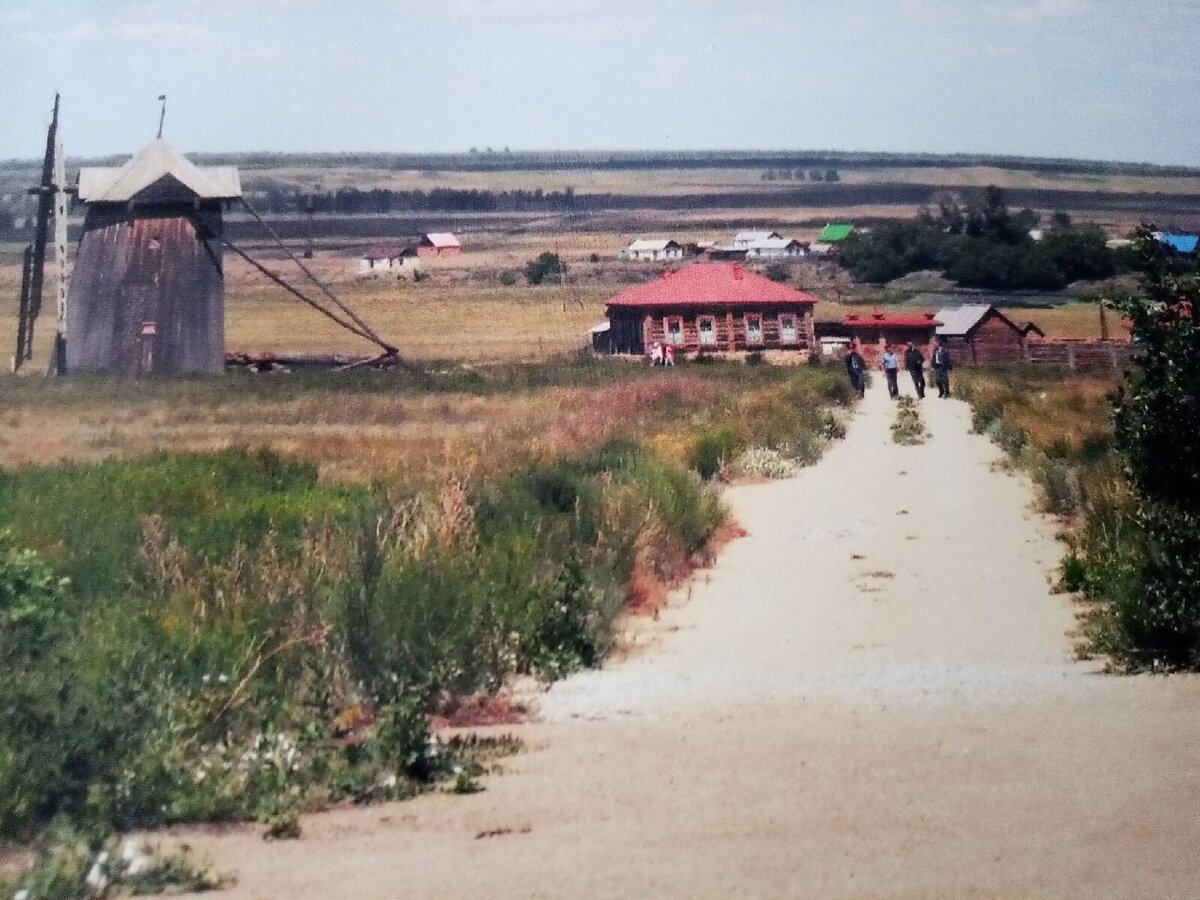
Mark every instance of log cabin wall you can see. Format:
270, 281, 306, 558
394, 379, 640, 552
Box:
628, 306, 814, 354
963, 312, 1027, 365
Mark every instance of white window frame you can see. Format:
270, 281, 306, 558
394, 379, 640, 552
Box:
745, 313, 764, 345
780, 314, 797, 343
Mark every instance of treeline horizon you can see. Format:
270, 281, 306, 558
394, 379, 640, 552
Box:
3, 148, 1200, 177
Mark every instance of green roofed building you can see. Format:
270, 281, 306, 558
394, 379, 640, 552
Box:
819, 223, 855, 243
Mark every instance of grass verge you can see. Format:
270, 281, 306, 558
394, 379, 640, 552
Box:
0, 357, 854, 852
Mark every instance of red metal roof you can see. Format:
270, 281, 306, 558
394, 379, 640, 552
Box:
606, 264, 818, 309
844, 310, 942, 328
422, 232, 461, 248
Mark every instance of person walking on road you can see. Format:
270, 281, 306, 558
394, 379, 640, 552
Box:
845, 343, 866, 399
932, 337, 953, 398
904, 342, 926, 399
881, 345, 900, 399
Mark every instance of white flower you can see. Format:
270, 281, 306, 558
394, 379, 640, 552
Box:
382, 774, 398, 789
14, 889, 31, 900
85, 852, 111, 890
121, 839, 151, 876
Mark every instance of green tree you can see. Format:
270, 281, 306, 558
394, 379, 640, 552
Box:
1041, 225, 1116, 283
1105, 228, 1200, 667
524, 252, 564, 285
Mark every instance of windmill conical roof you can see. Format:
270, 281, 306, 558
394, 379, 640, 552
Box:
77, 139, 241, 203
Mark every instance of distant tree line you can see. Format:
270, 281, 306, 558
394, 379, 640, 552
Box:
249, 186, 580, 215
838, 186, 1125, 290
7, 149, 1190, 178
761, 168, 840, 182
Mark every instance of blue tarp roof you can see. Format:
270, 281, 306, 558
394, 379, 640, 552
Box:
1157, 233, 1199, 254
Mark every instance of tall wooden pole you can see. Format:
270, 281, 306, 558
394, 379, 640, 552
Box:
51, 108, 70, 374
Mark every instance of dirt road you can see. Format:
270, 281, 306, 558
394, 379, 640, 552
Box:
180, 382, 1200, 899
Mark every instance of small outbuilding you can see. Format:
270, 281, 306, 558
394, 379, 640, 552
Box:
359, 243, 420, 278
818, 223, 855, 243
1154, 232, 1199, 254
600, 263, 818, 356
843, 310, 941, 363
620, 238, 684, 262
417, 232, 462, 257
935, 303, 1037, 365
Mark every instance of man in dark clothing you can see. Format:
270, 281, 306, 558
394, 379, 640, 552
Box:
844, 344, 866, 399
932, 337, 953, 398
904, 342, 926, 399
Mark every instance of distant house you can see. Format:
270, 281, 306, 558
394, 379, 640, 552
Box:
601, 263, 818, 356
733, 230, 783, 249
818, 223, 855, 243
807, 242, 838, 257
935, 304, 1037, 364
417, 232, 462, 258
1154, 232, 1199, 254
743, 237, 806, 259
705, 244, 750, 261
843, 310, 941, 363
359, 244, 420, 277
620, 238, 685, 262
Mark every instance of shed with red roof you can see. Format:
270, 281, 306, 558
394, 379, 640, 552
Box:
601, 263, 818, 356
843, 310, 941, 362
417, 232, 462, 258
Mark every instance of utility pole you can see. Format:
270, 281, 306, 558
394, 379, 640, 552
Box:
50, 109, 70, 374
157, 94, 167, 139
304, 194, 315, 259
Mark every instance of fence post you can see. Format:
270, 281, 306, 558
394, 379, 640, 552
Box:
1066, 344, 1076, 371
1109, 345, 1118, 370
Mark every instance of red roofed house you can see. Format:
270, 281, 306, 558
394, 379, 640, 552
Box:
417, 232, 462, 258
601, 263, 818, 357
843, 310, 941, 363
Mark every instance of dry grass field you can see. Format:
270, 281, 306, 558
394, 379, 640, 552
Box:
253, 164, 1200, 198
0, 369, 724, 482
0, 231, 1118, 373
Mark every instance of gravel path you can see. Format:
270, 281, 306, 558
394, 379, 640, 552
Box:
177, 382, 1200, 899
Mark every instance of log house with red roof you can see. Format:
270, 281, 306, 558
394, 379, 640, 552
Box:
601, 263, 818, 356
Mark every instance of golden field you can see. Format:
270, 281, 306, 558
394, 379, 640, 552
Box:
0, 234, 1119, 372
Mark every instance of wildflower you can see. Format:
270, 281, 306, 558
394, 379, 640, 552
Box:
122, 839, 150, 877
14, 889, 31, 900
85, 851, 111, 891
383, 774, 398, 789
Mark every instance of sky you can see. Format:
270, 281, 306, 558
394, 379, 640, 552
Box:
1, 0, 1198, 165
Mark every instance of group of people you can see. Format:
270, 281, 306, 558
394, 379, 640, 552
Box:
648, 341, 677, 366
844, 338, 953, 400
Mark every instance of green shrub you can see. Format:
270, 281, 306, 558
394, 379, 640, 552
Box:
986, 418, 1029, 454
1035, 460, 1080, 516
690, 428, 738, 480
